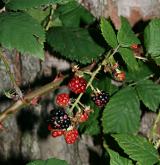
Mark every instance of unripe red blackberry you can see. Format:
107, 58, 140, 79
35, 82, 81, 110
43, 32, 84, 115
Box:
56, 93, 70, 107
52, 130, 64, 137
68, 76, 87, 94
48, 124, 53, 131
79, 112, 89, 123
131, 44, 138, 49
113, 70, 125, 82
64, 129, 79, 144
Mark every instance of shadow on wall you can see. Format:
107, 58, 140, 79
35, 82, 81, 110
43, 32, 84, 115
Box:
16, 106, 51, 139
88, 148, 109, 165
87, 134, 110, 165
16, 108, 39, 133
0, 151, 30, 165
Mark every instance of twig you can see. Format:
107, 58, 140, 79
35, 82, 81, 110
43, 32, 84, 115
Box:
45, 5, 56, 31
135, 55, 148, 61
0, 48, 23, 99
150, 110, 160, 149
0, 76, 66, 122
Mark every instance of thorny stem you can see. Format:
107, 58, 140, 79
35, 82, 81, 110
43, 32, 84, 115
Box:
45, 5, 55, 31
111, 45, 120, 56
70, 45, 120, 112
0, 49, 23, 99
0, 76, 65, 122
78, 101, 85, 109
89, 84, 97, 93
150, 110, 160, 149
135, 55, 148, 61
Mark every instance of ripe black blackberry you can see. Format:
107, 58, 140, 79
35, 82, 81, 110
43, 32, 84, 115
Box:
47, 108, 71, 129
91, 91, 109, 107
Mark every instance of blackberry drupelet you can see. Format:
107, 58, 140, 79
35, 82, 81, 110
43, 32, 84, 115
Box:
47, 108, 71, 129
91, 91, 109, 107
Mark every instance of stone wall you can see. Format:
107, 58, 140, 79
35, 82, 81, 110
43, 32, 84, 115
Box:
0, 1, 159, 164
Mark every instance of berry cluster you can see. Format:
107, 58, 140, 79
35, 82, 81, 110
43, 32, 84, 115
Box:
48, 75, 110, 144
47, 106, 92, 144
47, 108, 79, 144
48, 62, 121, 144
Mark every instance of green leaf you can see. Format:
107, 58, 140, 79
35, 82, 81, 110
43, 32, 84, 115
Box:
100, 18, 118, 48
119, 47, 138, 70
92, 77, 118, 96
113, 134, 159, 165
117, 17, 140, 47
55, 1, 94, 27
107, 149, 133, 165
144, 19, 160, 57
136, 80, 160, 111
0, 12, 45, 59
126, 61, 153, 81
6, 0, 71, 10
155, 161, 160, 165
27, 158, 70, 165
46, 27, 104, 64
26, 8, 50, 24
102, 87, 140, 134
153, 56, 160, 65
